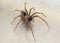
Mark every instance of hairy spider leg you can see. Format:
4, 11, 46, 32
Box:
13, 9, 21, 12
24, 2, 28, 14
29, 7, 35, 15
11, 15, 21, 24
32, 15, 50, 29
29, 23, 36, 41
31, 12, 46, 17
14, 19, 22, 31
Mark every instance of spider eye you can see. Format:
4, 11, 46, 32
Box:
21, 11, 26, 16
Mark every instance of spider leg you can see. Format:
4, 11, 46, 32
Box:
14, 19, 22, 32
24, 2, 28, 14
29, 23, 36, 41
11, 15, 21, 24
29, 7, 35, 15
31, 12, 46, 17
32, 15, 50, 29
13, 9, 21, 12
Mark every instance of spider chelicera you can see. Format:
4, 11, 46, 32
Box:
11, 2, 50, 41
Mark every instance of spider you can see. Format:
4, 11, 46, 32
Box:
11, 2, 50, 41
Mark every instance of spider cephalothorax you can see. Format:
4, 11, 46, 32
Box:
11, 2, 50, 41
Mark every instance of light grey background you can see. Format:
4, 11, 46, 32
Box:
0, 0, 60, 43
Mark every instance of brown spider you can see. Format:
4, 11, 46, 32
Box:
11, 2, 50, 41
